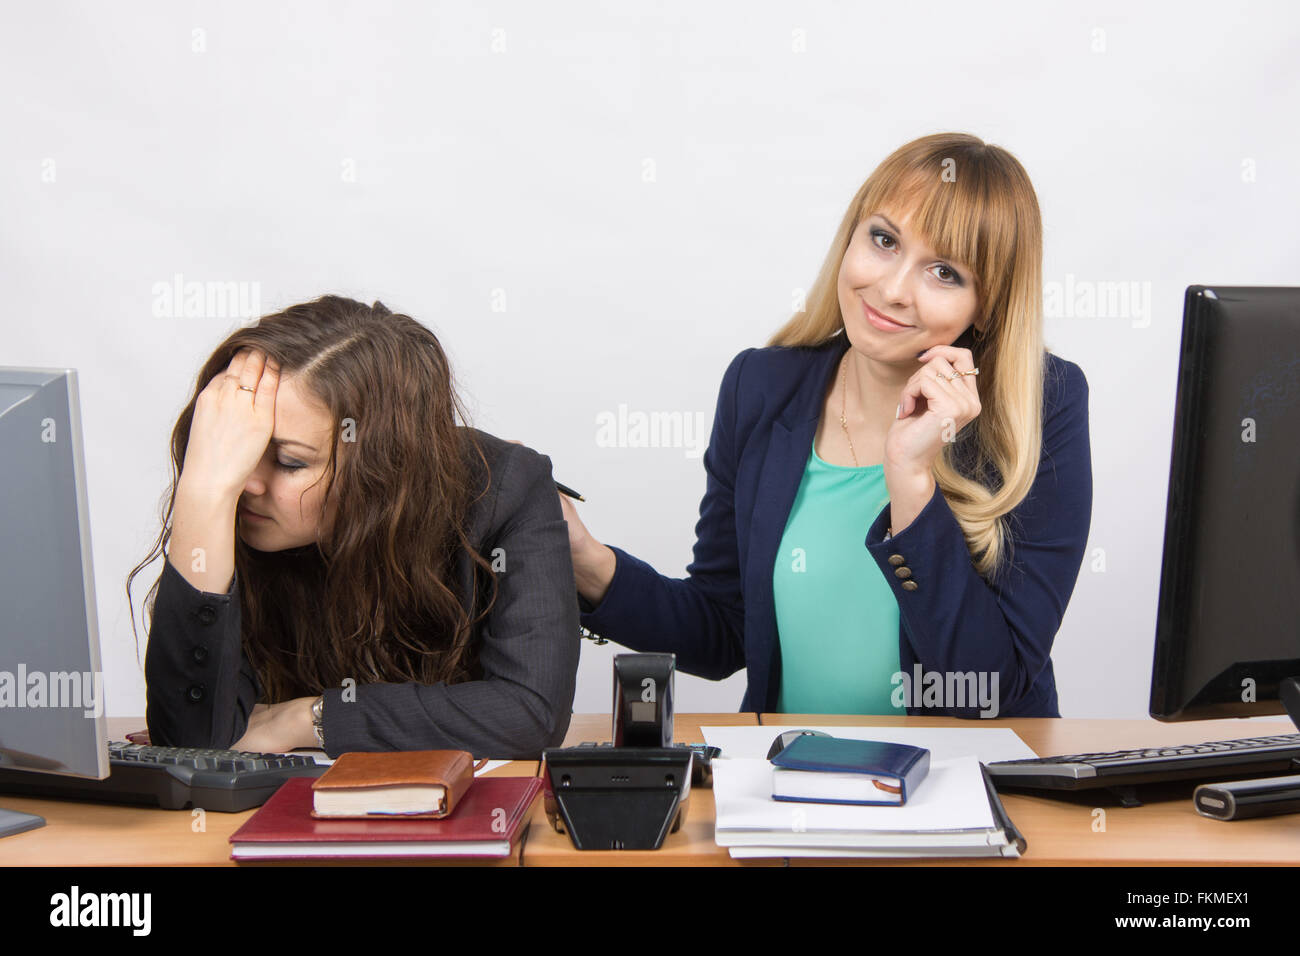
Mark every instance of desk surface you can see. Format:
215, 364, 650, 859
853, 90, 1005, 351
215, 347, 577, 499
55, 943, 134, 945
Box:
3, 715, 1297, 866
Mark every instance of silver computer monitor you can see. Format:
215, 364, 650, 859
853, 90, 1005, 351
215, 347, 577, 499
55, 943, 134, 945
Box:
0, 367, 107, 780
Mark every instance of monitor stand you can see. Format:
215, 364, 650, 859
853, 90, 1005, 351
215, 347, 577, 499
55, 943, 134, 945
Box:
0, 808, 45, 838
0, 746, 56, 837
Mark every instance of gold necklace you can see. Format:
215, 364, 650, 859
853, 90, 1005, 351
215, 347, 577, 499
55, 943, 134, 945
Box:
838, 351, 859, 467
840, 350, 893, 538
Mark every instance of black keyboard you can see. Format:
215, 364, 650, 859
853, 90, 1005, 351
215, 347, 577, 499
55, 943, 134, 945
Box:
0, 741, 329, 812
987, 733, 1300, 792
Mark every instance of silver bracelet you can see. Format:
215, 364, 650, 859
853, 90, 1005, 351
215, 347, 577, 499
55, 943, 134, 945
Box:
311, 695, 325, 747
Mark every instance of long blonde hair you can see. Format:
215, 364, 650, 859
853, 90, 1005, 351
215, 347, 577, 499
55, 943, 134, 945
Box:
769, 132, 1047, 582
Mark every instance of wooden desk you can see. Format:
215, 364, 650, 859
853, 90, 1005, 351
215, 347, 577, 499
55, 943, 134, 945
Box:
525, 713, 1300, 867
765, 715, 1300, 866
4, 715, 1298, 866
0, 718, 536, 867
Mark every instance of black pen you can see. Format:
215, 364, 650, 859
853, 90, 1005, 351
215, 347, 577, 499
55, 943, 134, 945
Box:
555, 481, 585, 502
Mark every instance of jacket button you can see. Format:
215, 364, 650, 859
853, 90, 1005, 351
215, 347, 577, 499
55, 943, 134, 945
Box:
187, 684, 205, 702
901, 580, 918, 591
888, 555, 905, 566
192, 646, 208, 664
196, 604, 217, 625
894, 567, 912, 579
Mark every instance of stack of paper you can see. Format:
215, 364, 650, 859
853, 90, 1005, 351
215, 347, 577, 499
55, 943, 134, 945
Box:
702, 726, 1036, 860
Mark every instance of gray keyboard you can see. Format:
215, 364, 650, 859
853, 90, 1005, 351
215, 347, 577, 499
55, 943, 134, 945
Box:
0, 740, 329, 812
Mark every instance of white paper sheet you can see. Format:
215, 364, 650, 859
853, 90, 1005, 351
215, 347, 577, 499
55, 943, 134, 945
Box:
286, 749, 333, 765
712, 755, 996, 837
728, 843, 1020, 859
700, 724, 1038, 763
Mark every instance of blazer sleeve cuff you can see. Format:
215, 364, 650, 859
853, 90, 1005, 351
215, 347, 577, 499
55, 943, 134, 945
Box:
319, 685, 364, 759
577, 544, 643, 634
160, 554, 238, 601
147, 558, 245, 748
864, 481, 963, 595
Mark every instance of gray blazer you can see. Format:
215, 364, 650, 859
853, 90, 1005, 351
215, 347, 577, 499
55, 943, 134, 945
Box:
144, 430, 580, 760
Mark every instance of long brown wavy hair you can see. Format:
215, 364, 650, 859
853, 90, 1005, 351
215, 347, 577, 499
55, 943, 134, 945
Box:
127, 295, 499, 702
769, 132, 1049, 583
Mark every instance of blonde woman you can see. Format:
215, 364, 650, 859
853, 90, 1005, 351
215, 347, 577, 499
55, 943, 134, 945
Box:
562, 132, 1092, 718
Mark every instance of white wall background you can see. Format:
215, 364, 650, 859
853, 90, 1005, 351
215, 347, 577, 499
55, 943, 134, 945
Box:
3, 1, 1297, 721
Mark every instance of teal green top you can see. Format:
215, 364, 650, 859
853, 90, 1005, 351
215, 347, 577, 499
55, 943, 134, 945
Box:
772, 442, 904, 715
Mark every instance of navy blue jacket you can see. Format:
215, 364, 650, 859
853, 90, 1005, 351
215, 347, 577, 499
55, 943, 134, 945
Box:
579, 334, 1092, 717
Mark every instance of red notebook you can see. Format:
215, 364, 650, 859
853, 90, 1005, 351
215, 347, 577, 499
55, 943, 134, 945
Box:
229, 775, 542, 860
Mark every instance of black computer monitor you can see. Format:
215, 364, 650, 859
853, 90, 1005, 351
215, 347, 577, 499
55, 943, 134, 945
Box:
1150, 286, 1300, 721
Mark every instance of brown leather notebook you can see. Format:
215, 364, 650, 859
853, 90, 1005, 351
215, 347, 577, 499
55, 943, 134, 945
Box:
310, 750, 475, 819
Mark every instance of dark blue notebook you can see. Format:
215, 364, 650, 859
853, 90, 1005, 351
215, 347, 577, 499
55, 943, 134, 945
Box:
770, 736, 931, 806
